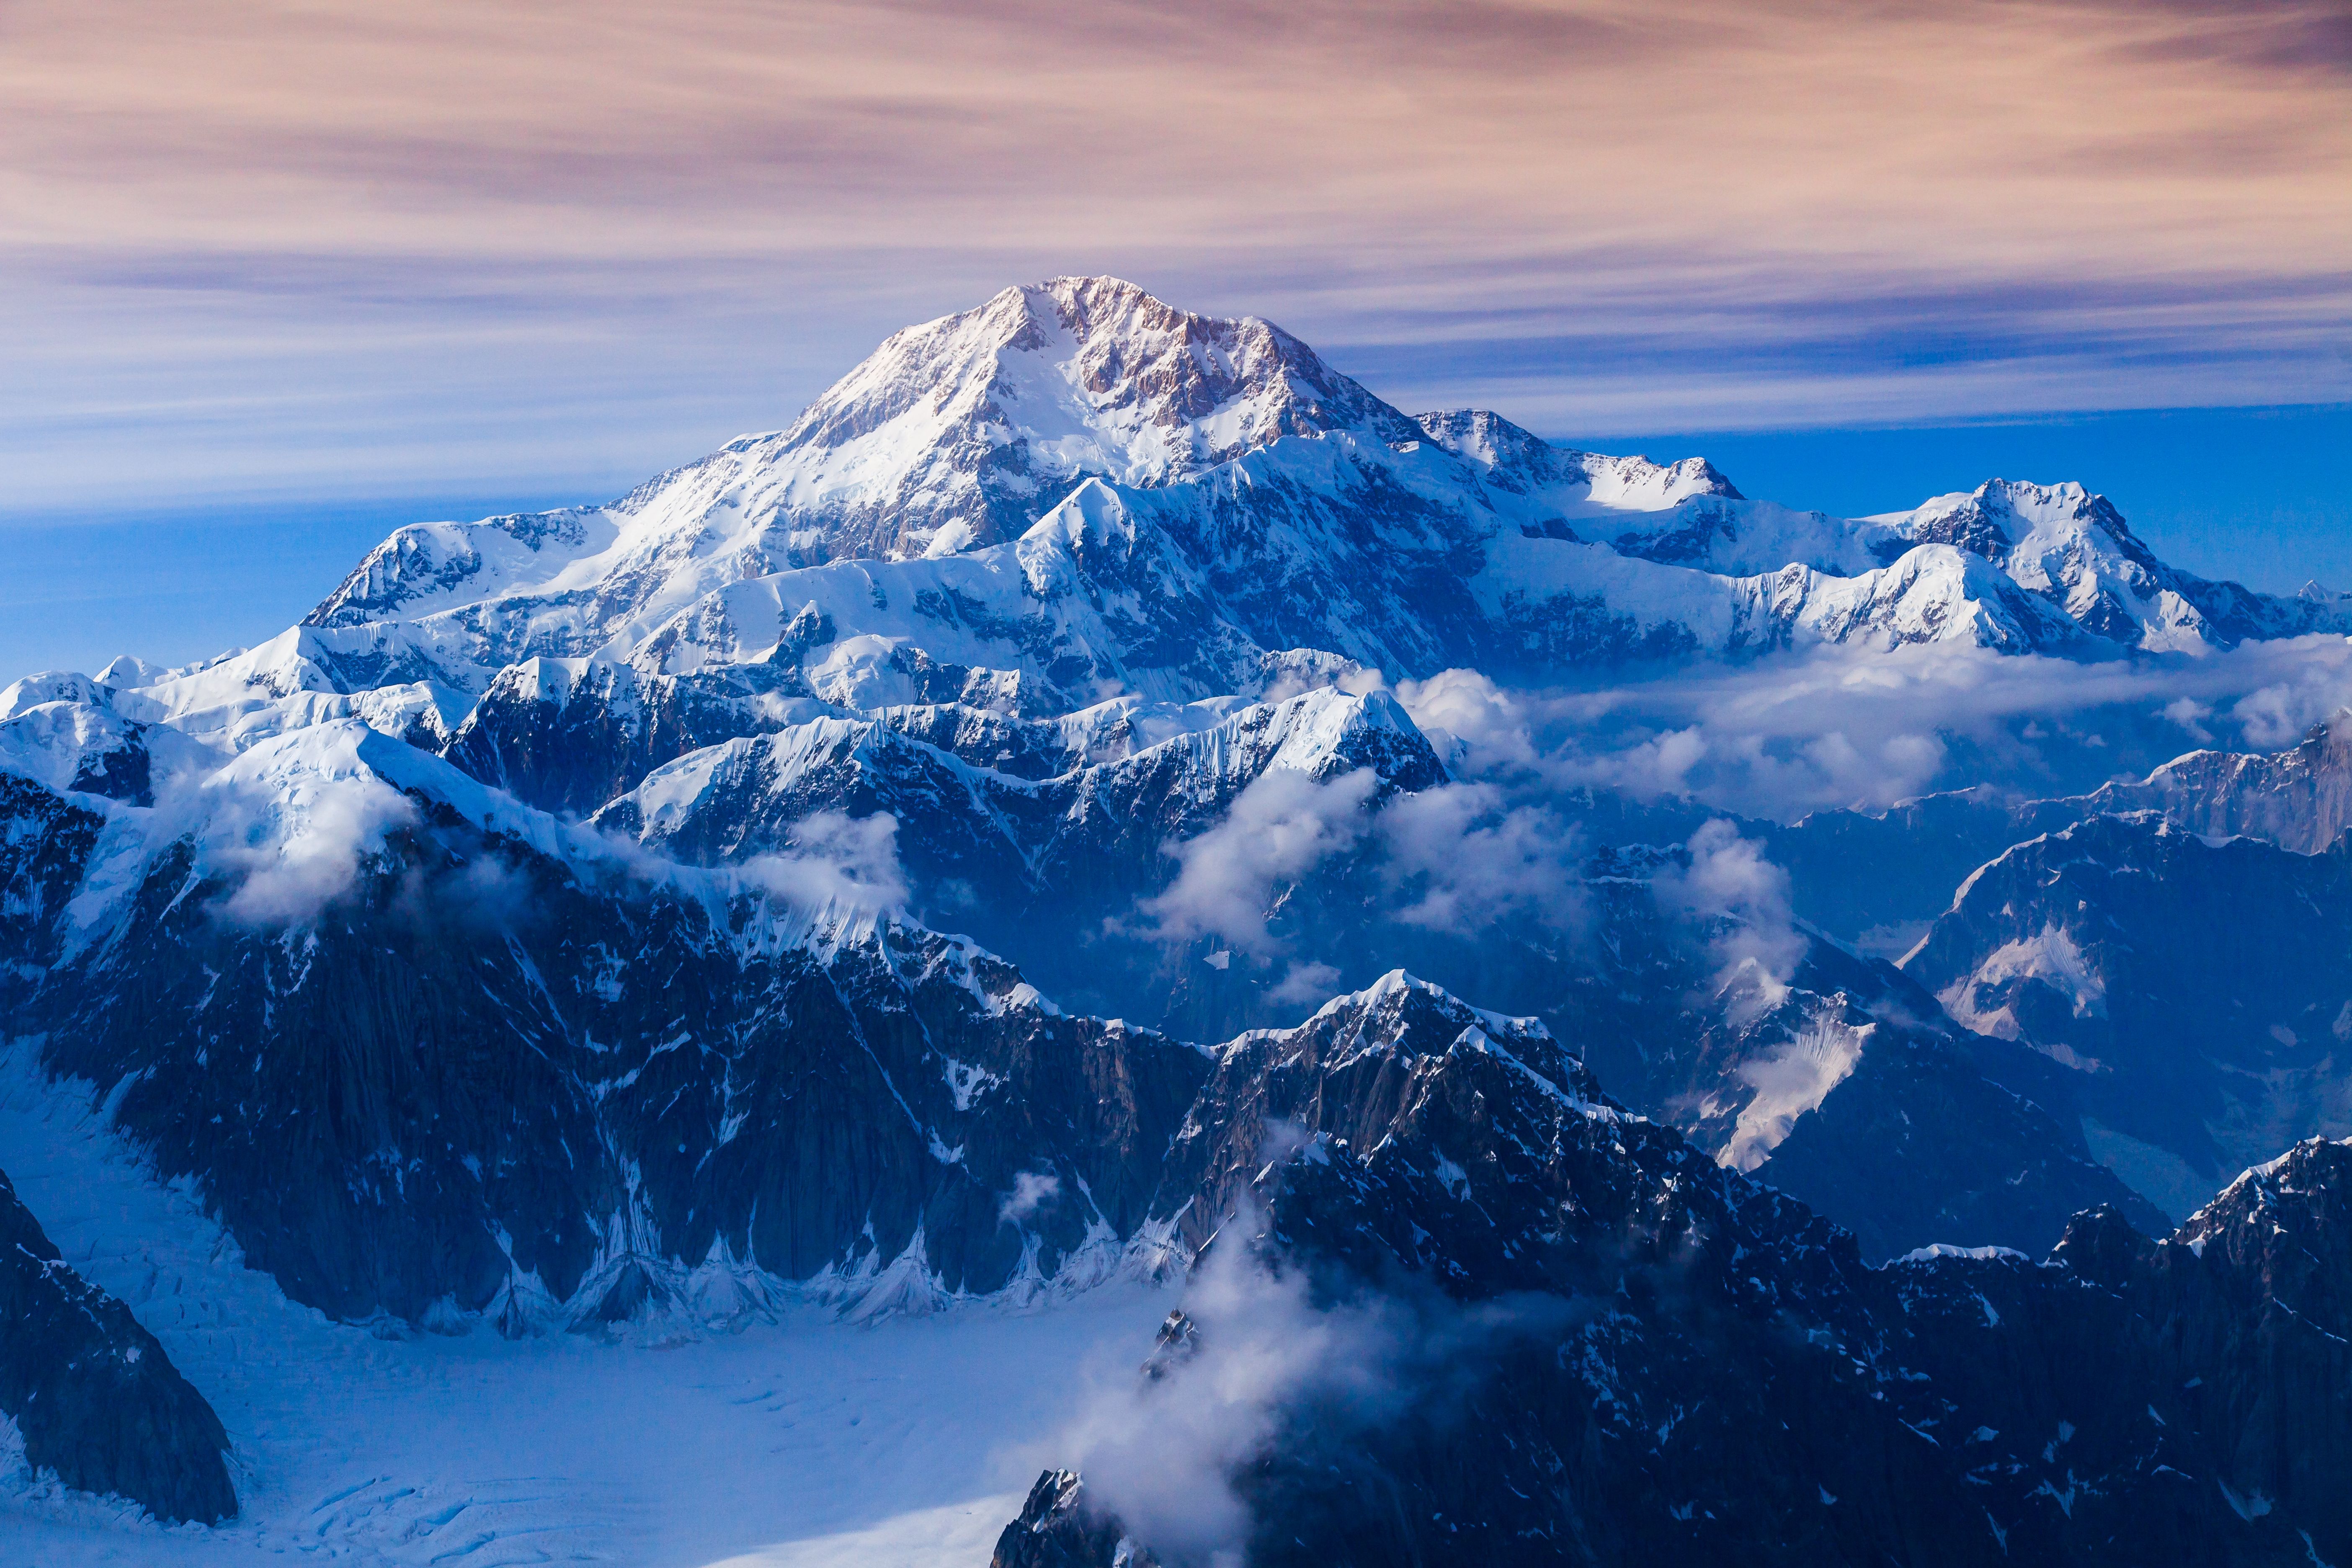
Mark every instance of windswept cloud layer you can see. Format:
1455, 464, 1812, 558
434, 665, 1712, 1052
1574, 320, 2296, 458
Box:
1403, 635, 2352, 822
2, 0, 2345, 507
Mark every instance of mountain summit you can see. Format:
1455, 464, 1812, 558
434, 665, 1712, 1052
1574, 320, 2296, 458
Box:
760, 274, 1423, 558
306, 276, 1418, 638
288, 276, 2349, 722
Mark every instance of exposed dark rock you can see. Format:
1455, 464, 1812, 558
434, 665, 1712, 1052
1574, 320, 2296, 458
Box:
2078, 708, 2352, 853
989, 1470, 1161, 1568
1903, 814, 2352, 1210
0, 771, 106, 1008
64, 731, 152, 807
0, 1167, 235, 1524
21, 761, 1209, 1323
438, 658, 806, 817
588, 689, 2166, 1260
999, 980, 2352, 1566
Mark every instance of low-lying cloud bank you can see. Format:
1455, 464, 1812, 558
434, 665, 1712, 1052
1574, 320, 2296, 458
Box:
1119, 635, 2352, 1019
1138, 768, 1596, 962
1046, 1204, 1583, 1565
1402, 634, 2352, 822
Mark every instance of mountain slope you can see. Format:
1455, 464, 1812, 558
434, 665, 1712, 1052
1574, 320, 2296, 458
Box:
1903, 815, 2352, 1217
303, 276, 1423, 636
994, 975, 2352, 1565
0, 1167, 236, 1524
196, 279, 2340, 763
15, 724, 1212, 1325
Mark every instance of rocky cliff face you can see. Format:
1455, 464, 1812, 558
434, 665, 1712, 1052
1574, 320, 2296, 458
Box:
2082, 708, 2352, 853
990, 977, 2352, 1566
579, 678, 2159, 1262
1904, 815, 2352, 1217
0, 1167, 235, 1524
16, 723, 1213, 1326
0, 771, 106, 1012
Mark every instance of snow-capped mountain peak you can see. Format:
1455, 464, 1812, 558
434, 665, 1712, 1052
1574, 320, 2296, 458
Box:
299, 276, 1426, 651
129, 279, 2352, 784
0, 670, 109, 722
728, 273, 1422, 565
1873, 479, 2148, 565
773, 276, 1419, 544
1415, 406, 1743, 520
1859, 477, 2277, 651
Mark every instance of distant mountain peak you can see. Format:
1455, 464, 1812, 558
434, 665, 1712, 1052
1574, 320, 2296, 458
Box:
273, 279, 2352, 716
1415, 406, 1744, 508
745, 274, 1418, 562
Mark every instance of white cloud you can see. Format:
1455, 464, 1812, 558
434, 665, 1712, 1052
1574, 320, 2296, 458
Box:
2161, 696, 2215, 744
738, 810, 908, 913
1136, 746, 1594, 962
1264, 961, 1341, 1010
1048, 1189, 1590, 1561
1403, 637, 2352, 822
1654, 819, 1806, 1018
1140, 768, 1379, 954
1374, 782, 1587, 934
998, 1170, 1061, 1227
2231, 656, 2352, 749
1048, 1213, 1418, 1565
1393, 668, 1542, 776
197, 770, 420, 927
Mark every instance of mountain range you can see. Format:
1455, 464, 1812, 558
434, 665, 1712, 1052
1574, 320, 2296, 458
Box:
3, 276, 2349, 1565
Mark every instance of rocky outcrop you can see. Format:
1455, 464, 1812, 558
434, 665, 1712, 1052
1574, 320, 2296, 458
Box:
995, 980, 2352, 1565
1761, 711, 2352, 949
0, 1168, 235, 1524
592, 696, 2171, 1261
437, 657, 805, 816
23, 747, 1210, 1324
990, 1470, 1162, 1568
2081, 708, 2352, 853
1676, 943, 2172, 1257
0, 771, 105, 981
1903, 815, 2352, 1213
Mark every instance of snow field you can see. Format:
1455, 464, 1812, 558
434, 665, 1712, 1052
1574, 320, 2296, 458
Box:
0, 1043, 1172, 1568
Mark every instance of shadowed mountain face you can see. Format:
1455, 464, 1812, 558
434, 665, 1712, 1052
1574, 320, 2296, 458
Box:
990, 980, 2352, 1566
1903, 816, 2352, 1217
0, 1168, 235, 1524
19, 732, 1213, 1326
6, 278, 2352, 1549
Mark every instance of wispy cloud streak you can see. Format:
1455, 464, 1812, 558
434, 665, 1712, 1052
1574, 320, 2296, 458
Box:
1, 0, 2344, 502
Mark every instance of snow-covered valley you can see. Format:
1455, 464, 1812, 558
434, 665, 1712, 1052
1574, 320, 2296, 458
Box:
0, 1039, 1172, 1568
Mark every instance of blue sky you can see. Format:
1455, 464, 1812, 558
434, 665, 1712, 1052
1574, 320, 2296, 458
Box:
2, 0, 2345, 683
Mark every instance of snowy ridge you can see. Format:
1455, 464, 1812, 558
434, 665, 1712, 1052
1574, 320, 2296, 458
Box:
304, 275, 1418, 640
99, 277, 2327, 774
